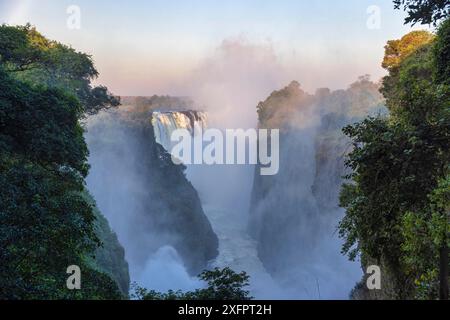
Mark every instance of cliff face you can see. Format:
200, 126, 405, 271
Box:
85, 100, 218, 278
249, 78, 385, 293
312, 78, 386, 210
93, 209, 130, 296
249, 81, 321, 274
81, 191, 130, 296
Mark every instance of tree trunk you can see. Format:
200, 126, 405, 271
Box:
439, 244, 448, 300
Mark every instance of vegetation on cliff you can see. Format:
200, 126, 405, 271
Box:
249, 77, 385, 279
133, 267, 252, 300
0, 25, 126, 299
339, 19, 449, 299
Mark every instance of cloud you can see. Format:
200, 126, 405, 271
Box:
177, 37, 289, 129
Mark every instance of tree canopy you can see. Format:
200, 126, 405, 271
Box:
133, 267, 252, 300
381, 31, 434, 71
394, 0, 450, 26
0, 25, 122, 299
0, 24, 119, 115
339, 21, 449, 299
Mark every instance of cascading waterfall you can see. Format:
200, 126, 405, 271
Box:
86, 79, 384, 299
152, 111, 207, 151
150, 110, 284, 298
85, 107, 218, 294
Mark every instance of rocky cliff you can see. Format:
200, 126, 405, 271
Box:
85, 98, 218, 278
249, 78, 386, 295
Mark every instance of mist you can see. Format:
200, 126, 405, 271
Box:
85, 108, 217, 295
84, 37, 381, 299
179, 38, 287, 129
179, 39, 361, 298
137, 246, 204, 293
175, 40, 274, 298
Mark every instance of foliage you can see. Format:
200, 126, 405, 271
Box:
433, 18, 450, 84
0, 24, 43, 71
339, 22, 450, 299
92, 213, 130, 296
381, 31, 434, 71
393, 0, 450, 26
0, 24, 119, 115
83, 192, 130, 296
338, 116, 446, 260
0, 67, 88, 175
0, 25, 123, 299
132, 267, 252, 300
401, 174, 449, 299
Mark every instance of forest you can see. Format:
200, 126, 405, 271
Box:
0, 0, 448, 300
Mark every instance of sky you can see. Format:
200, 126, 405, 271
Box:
0, 0, 430, 96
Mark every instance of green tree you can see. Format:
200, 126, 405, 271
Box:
0, 25, 123, 299
401, 174, 449, 299
433, 18, 450, 85
381, 31, 434, 71
0, 24, 119, 115
0, 68, 121, 299
133, 267, 252, 300
394, 0, 450, 26
339, 23, 449, 299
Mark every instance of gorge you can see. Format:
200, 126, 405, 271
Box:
85, 99, 218, 292
84, 77, 386, 299
2, 4, 447, 301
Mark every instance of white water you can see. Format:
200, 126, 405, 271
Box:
151, 111, 280, 297
86, 108, 359, 299
154, 110, 360, 299
202, 204, 285, 299
177, 133, 281, 298
152, 111, 207, 151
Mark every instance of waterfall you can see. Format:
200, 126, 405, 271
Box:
148, 109, 281, 297
85, 79, 383, 299
151, 111, 207, 151
150, 110, 283, 298
85, 107, 218, 294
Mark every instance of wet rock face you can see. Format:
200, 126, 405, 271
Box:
151, 110, 207, 151
86, 105, 218, 277
249, 79, 385, 284
93, 206, 131, 296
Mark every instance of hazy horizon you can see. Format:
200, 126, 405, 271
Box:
0, 0, 431, 98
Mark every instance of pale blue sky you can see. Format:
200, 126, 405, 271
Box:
0, 0, 430, 95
